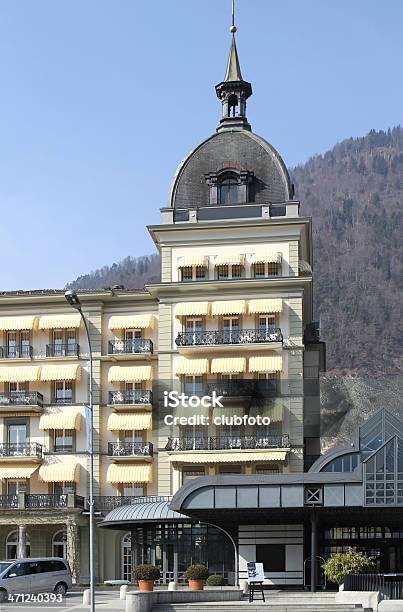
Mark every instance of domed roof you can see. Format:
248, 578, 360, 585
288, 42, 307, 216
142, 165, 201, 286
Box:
100, 498, 189, 529
169, 129, 293, 209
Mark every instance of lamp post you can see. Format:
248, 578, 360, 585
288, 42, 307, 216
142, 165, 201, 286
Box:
65, 290, 95, 612
198, 521, 238, 587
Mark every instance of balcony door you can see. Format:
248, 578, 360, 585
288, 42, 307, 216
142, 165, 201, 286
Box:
7, 422, 27, 453
180, 426, 207, 450
7, 480, 28, 495
125, 382, 142, 403
218, 425, 242, 449
125, 329, 142, 353
257, 315, 276, 340
184, 318, 203, 345
222, 317, 240, 344
53, 328, 76, 356
8, 383, 28, 402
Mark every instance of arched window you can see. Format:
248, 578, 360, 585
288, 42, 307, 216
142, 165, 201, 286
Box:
121, 533, 132, 582
219, 174, 240, 205
6, 530, 31, 560
228, 94, 239, 117
52, 530, 67, 558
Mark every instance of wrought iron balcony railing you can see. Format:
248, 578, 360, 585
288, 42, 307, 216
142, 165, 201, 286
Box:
175, 328, 283, 347
108, 390, 152, 406
0, 346, 33, 359
46, 343, 80, 357
0, 392, 44, 407
93, 495, 171, 512
206, 380, 277, 398
0, 494, 84, 509
165, 434, 290, 452
0, 442, 43, 459
108, 339, 153, 355
108, 441, 153, 457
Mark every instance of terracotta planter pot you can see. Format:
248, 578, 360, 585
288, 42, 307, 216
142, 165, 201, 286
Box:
188, 580, 204, 591
138, 580, 154, 592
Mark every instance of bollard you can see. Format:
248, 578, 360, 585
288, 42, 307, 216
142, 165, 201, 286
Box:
82, 589, 91, 605
239, 579, 248, 594
120, 584, 128, 600
168, 581, 177, 591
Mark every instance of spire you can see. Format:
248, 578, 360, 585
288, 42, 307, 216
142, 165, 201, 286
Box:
215, 0, 252, 132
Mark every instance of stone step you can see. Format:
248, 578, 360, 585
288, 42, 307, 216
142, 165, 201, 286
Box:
153, 605, 366, 612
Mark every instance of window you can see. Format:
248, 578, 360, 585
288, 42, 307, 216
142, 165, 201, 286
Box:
255, 465, 280, 474
52, 531, 67, 559
52, 329, 77, 357
183, 376, 204, 396
218, 464, 242, 474
184, 318, 203, 345
121, 533, 132, 582
180, 426, 208, 450
52, 482, 75, 495
218, 425, 243, 449
53, 381, 74, 404
120, 484, 144, 497
53, 429, 74, 452
256, 372, 279, 396
256, 544, 285, 572
182, 467, 205, 483
124, 382, 143, 403
122, 430, 144, 445
124, 329, 142, 353
253, 262, 280, 277
219, 175, 240, 205
181, 266, 206, 282
6, 331, 31, 358
321, 453, 359, 473
7, 422, 27, 448
8, 382, 28, 396
222, 317, 240, 344
6, 530, 30, 560
216, 264, 243, 280
7, 480, 28, 495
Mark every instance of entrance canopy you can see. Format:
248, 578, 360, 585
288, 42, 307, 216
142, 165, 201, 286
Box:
100, 497, 189, 530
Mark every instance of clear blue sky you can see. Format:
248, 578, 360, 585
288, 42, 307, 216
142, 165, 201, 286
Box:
1, 0, 402, 290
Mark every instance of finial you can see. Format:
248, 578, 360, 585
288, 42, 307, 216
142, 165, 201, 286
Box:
230, 0, 237, 33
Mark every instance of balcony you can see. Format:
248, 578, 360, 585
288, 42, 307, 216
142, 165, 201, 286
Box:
93, 495, 170, 513
0, 345, 33, 359
108, 390, 152, 407
108, 441, 153, 459
0, 493, 84, 510
165, 434, 290, 452
0, 392, 44, 413
108, 339, 153, 357
205, 380, 278, 400
175, 328, 283, 352
0, 442, 43, 461
46, 343, 80, 358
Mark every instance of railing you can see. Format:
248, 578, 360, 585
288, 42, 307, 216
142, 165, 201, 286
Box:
0, 392, 44, 407
46, 343, 80, 357
52, 396, 74, 405
25, 494, 85, 509
0, 495, 18, 508
108, 390, 153, 405
108, 441, 153, 457
93, 495, 171, 512
344, 573, 403, 600
0, 442, 42, 458
0, 345, 33, 359
176, 328, 283, 347
206, 380, 277, 398
165, 434, 290, 451
108, 339, 153, 355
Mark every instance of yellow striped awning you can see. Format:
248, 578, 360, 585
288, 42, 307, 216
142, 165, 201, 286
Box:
39, 412, 82, 431
39, 462, 80, 483
0, 465, 39, 479
250, 252, 282, 264
211, 300, 246, 316
250, 399, 284, 421
177, 255, 207, 268
0, 316, 37, 331
211, 357, 246, 374
108, 314, 154, 330
0, 366, 41, 383
248, 299, 283, 314
106, 463, 152, 484
107, 412, 152, 431
175, 357, 209, 376
38, 313, 81, 330
40, 364, 81, 382
168, 451, 287, 463
108, 365, 152, 383
214, 254, 244, 266
175, 302, 209, 317
249, 355, 283, 373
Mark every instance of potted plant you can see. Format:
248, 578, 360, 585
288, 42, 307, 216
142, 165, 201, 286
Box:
185, 564, 209, 591
133, 564, 161, 592
322, 548, 375, 587
206, 574, 226, 587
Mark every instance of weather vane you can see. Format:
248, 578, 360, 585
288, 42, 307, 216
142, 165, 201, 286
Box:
230, 0, 237, 33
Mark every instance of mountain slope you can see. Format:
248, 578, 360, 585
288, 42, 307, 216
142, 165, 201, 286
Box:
67, 127, 403, 375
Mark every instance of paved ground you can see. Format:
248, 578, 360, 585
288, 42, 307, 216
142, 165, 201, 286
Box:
0, 591, 125, 612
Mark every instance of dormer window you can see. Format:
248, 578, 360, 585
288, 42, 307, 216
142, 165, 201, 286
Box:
219, 174, 240, 205
180, 265, 206, 282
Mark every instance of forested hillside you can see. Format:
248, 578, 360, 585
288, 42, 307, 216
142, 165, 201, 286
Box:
67, 128, 403, 376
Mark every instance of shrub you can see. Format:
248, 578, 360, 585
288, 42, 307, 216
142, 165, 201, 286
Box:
133, 564, 161, 582
206, 574, 225, 586
322, 548, 375, 585
185, 564, 209, 581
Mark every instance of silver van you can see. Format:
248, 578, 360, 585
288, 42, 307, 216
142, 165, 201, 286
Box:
0, 557, 72, 601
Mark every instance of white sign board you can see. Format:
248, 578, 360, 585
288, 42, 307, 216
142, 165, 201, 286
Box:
247, 562, 265, 583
